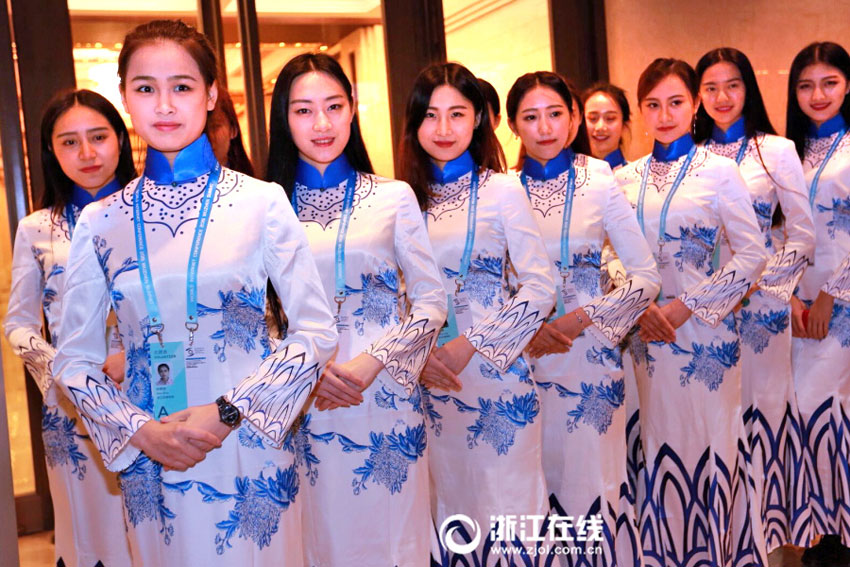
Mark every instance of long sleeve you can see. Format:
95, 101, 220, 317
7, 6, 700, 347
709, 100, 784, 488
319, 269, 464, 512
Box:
823, 252, 850, 302
54, 212, 152, 472
226, 189, 338, 446
601, 241, 628, 290
583, 181, 661, 346
758, 141, 816, 302
680, 165, 770, 326
3, 222, 56, 401
464, 178, 556, 370
365, 185, 447, 393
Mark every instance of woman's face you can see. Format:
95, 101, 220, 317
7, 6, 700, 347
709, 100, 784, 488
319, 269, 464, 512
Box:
121, 40, 217, 165
51, 104, 121, 193
584, 92, 624, 159
640, 74, 697, 146
417, 84, 479, 169
796, 62, 850, 127
510, 85, 572, 165
699, 61, 746, 131
287, 71, 354, 172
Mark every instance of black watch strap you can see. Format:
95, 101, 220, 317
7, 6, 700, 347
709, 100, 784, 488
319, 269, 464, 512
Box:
216, 396, 242, 428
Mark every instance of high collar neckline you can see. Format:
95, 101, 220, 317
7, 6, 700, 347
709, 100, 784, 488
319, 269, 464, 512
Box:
430, 150, 476, 184
602, 148, 626, 169
522, 148, 574, 181
652, 133, 695, 162
295, 154, 354, 189
70, 177, 122, 208
711, 117, 746, 144
143, 134, 218, 185
809, 113, 848, 139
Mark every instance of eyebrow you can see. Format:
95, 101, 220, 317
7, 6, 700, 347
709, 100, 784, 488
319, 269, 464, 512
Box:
290, 94, 345, 104
54, 126, 111, 137
129, 74, 200, 82
702, 77, 742, 85
521, 104, 566, 112
799, 74, 842, 81
427, 104, 470, 110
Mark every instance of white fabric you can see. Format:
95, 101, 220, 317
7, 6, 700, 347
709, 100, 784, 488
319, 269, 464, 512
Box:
53, 169, 337, 566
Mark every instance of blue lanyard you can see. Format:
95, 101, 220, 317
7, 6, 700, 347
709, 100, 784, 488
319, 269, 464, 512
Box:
64, 204, 76, 237
637, 145, 697, 250
735, 137, 749, 165
291, 170, 358, 312
521, 156, 576, 279
809, 128, 846, 207
456, 172, 480, 292
133, 163, 221, 345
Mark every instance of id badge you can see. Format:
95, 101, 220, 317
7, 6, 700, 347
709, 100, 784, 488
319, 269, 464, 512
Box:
437, 291, 473, 347
149, 341, 189, 420
655, 246, 671, 271
334, 312, 350, 334
556, 281, 580, 318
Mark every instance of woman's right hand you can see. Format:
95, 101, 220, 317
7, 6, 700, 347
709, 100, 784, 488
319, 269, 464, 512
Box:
102, 350, 126, 386
129, 420, 222, 471
638, 302, 676, 343
790, 295, 807, 338
527, 322, 572, 358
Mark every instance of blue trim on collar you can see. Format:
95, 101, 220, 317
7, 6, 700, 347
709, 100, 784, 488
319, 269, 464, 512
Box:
711, 117, 746, 144
522, 148, 574, 181
603, 148, 626, 169
652, 133, 695, 162
144, 134, 218, 184
295, 154, 354, 189
808, 113, 848, 138
430, 150, 476, 184
70, 177, 122, 208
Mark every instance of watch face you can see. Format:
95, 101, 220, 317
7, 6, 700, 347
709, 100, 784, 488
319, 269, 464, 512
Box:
219, 402, 240, 425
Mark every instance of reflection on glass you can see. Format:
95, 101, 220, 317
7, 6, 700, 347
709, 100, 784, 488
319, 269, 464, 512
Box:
443, 0, 552, 167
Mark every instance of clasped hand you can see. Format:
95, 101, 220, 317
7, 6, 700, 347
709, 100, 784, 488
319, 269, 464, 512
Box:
313, 352, 385, 411
420, 336, 475, 392
638, 299, 692, 343
527, 308, 589, 358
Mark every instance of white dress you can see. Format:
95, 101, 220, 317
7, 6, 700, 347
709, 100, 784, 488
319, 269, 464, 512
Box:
616, 135, 770, 567
522, 149, 659, 567
791, 114, 850, 542
704, 120, 816, 550
4, 180, 133, 567
423, 151, 556, 565
291, 156, 446, 567
52, 135, 338, 566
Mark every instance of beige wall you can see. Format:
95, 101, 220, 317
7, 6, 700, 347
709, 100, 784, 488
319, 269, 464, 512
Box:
445, 0, 553, 168
605, 0, 850, 160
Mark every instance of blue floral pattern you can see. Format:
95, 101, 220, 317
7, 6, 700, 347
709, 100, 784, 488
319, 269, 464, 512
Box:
197, 285, 271, 362
93, 235, 138, 308
333, 423, 427, 495
346, 267, 400, 335
536, 378, 625, 434
830, 303, 850, 348
752, 199, 774, 249
436, 392, 540, 455
739, 308, 789, 353
419, 388, 445, 436
31, 245, 65, 313
478, 357, 532, 384
281, 414, 333, 486
670, 340, 741, 391
670, 224, 718, 273
444, 255, 503, 308
568, 248, 603, 296
118, 455, 176, 544
41, 406, 88, 479
817, 196, 850, 240
586, 344, 624, 368
630, 335, 656, 378
125, 337, 153, 413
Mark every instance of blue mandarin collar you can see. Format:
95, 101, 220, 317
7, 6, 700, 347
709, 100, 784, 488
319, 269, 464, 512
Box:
295, 154, 354, 189
431, 150, 475, 184
603, 148, 626, 169
652, 133, 695, 162
522, 148, 574, 181
144, 134, 218, 184
711, 117, 746, 144
70, 177, 122, 208
809, 113, 848, 138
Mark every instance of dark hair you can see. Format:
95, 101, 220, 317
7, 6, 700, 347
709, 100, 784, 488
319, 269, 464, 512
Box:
694, 48, 776, 142
505, 71, 589, 166
266, 53, 373, 197
398, 62, 505, 209
582, 82, 631, 126
207, 82, 254, 176
637, 58, 698, 104
157, 363, 169, 372
39, 89, 136, 215
477, 78, 500, 119
118, 20, 218, 90
786, 41, 850, 158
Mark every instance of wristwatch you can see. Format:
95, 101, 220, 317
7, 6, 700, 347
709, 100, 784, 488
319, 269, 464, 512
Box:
215, 396, 242, 428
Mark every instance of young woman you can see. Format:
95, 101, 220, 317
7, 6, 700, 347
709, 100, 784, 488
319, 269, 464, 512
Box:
583, 83, 631, 170
4, 89, 134, 567
52, 20, 337, 566
508, 70, 659, 566
695, 47, 816, 550
399, 62, 555, 563
266, 53, 446, 566
786, 41, 850, 543
616, 58, 770, 567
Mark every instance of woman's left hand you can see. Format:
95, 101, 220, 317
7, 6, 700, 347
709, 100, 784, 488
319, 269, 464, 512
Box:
314, 353, 385, 411
806, 290, 834, 340
161, 402, 233, 446
102, 350, 126, 386
659, 298, 692, 330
